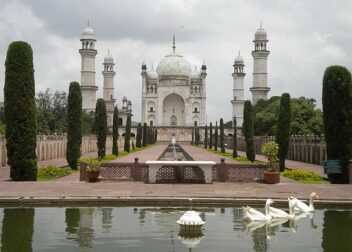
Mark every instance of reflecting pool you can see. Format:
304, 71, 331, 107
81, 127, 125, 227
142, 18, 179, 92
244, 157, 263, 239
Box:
0, 207, 351, 251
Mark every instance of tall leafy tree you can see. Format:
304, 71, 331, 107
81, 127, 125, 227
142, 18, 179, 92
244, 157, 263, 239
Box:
204, 125, 208, 149
82, 110, 95, 134
66, 82, 82, 170
243, 100, 255, 162
36, 89, 67, 134
322, 66, 352, 184
154, 129, 158, 143
253, 96, 323, 136
142, 123, 148, 147
4, 41, 37, 181
124, 114, 131, 152
220, 118, 225, 153
136, 123, 142, 148
232, 117, 238, 158
94, 99, 107, 159
112, 107, 119, 155
276, 93, 291, 172
209, 122, 213, 149
214, 121, 218, 151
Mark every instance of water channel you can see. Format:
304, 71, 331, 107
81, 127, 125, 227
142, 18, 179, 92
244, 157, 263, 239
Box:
0, 207, 350, 251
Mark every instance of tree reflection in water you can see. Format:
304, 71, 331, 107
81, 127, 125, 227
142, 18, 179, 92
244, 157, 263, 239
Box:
1, 208, 35, 252
322, 210, 352, 252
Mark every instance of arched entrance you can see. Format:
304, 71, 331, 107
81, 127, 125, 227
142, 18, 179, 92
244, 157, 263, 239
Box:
162, 93, 185, 126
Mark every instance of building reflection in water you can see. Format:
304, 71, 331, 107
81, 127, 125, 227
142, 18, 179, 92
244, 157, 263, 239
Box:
65, 208, 95, 250
1, 208, 35, 252
100, 208, 113, 233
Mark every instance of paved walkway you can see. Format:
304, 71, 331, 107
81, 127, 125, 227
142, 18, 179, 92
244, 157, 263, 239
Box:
0, 143, 351, 202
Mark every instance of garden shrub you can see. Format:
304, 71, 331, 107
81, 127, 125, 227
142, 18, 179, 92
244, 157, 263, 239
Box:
281, 169, 324, 182
37, 165, 73, 179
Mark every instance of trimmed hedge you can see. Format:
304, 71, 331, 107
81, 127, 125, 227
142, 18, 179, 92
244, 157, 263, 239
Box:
136, 123, 142, 148
4, 41, 37, 181
66, 82, 82, 170
94, 99, 107, 159
232, 117, 237, 158
322, 66, 352, 184
124, 114, 131, 152
112, 107, 119, 156
243, 100, 255, 162
276, 93, 291, 172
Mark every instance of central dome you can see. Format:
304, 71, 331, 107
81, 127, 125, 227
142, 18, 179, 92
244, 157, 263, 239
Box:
156, 52, 192, 77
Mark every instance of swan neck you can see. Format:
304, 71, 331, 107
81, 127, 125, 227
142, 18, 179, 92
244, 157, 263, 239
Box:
265, 203, 271, 218
309, 195, 314, 209
289, 203, 295, 215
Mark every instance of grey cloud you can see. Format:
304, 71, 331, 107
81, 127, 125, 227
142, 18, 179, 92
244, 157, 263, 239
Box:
0, 0, 351, 123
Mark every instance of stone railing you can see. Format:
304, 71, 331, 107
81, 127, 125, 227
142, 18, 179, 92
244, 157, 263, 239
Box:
0, 134, 134, 167
225, 135, 327, 165
80, 158, 267, 183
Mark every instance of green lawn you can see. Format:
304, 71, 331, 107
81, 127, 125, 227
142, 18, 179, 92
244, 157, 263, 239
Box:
197, 145, 266, 164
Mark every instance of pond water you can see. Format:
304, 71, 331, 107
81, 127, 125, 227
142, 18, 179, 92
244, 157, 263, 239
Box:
0, 207, 351, 252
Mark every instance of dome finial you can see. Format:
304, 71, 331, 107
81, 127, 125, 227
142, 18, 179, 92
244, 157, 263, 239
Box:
260, 20, 262, 29
172, 33, 176, 53
238, 50, 241, 56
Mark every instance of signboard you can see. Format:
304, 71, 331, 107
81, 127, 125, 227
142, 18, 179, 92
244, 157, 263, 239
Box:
323, 160, 342, 174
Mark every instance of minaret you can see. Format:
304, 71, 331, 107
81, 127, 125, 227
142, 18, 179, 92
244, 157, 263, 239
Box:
250, 22, 270, 104
102, 50, 116, 127
200, 60, 207, 126
141, 61, 147, 124
79, 22, 98, 112
231, 51, 245, 127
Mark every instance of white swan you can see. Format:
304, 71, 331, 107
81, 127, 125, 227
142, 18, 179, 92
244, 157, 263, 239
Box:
242, 199, 274, 222
269, 198, 297, 219
289, 192, 319, 212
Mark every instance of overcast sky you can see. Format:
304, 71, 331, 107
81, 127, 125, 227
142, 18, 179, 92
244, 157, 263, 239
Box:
0, 0, 351, 123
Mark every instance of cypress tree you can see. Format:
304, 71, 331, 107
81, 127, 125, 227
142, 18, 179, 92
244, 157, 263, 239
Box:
151, 128, 155, 144
204, 125, 208, 149
66, 82, 82, 170
191, 129, 194, 145
4, 41, 37, 181
232, 117, 238, 158
276, 93, 291, 172
94, 99, 107, 159
322, 66, 352, 184
142, 123, 148, 147
136, 123, 142, 148
154, 129, 158, 143
214, 121, 218, 151
148, 127, 152, 145
220, 118, 225, 153
124, 114, 131, 152
243, 100, 255, 162
195, 127, 200, 145
112, 107, 119, 156
209, 122, 213, 149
